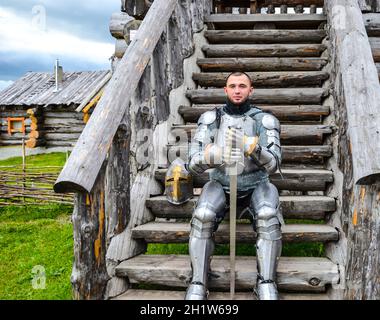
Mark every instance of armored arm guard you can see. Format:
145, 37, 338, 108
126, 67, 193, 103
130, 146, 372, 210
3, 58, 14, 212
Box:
188, 110, 220, 176
247, 114, 282, 175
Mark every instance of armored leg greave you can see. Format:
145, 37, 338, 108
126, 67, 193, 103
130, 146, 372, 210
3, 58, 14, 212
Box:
250, 181, 283, 300
185, 181, 226, 300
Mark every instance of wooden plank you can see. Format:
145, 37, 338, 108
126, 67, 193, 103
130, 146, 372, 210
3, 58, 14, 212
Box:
145, 195, 336, 220
197, 57, 328, 72
178, 104, 330, 122
205, 29, 326, 44
115, 255, 340, 292
168, 144, 332, 163
363, 13, 380, 36
205, 14, 327, 29
54, 0, 177, 193
211, 0, 324, 8
369, 37, 380, 62
203, 44, 327, 58
113, 289, 330, 300
172, 123, 333, 145
132, 222, 339, 243
193, 71, 329, 88
155, 168, 334, 191
186, 88, 328, 105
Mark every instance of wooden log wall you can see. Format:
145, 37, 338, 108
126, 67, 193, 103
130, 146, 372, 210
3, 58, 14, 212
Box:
0, 106, 29, 146
325, 0, 380, 299
43, 106, 85, 148
0, 105, 85, 148
65, 0, 213, 300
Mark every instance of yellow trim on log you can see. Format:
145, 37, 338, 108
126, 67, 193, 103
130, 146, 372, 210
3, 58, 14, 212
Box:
82, 89, 104, 124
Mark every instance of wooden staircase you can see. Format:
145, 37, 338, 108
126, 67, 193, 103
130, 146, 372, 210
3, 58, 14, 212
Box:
114, 11, 341, 300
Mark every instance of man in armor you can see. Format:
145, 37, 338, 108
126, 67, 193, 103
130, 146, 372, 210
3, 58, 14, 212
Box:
185, 72, 283, 300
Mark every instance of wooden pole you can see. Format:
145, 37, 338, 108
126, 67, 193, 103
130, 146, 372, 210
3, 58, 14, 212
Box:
54, 0, 177, 194
22, 138, 26, 204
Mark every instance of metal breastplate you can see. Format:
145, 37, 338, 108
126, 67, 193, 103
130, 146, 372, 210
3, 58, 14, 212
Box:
215, 113, 261, 173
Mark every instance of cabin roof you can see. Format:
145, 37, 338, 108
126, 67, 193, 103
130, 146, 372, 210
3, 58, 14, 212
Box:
0, 70, 111, 107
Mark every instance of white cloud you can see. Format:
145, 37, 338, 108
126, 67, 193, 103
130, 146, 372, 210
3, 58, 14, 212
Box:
0, 80, 13, 92
0, 7, 114, 67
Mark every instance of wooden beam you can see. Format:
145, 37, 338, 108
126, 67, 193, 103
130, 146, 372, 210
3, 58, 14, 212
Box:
146, 195, 336, 220
193, 71, 329, 88
326, 0, 380, 185
109, 12, 135, 39
116, 255, 339, 292
132, 222, 339, 243
54, 0, 177, 193
197, 57, 328, 72
205, 29, 327, 44
114, 289, 330, 300
186, 88, 328, 104
202, 44, 327, 58
204, 14, 326, 29
363, 13, 380, 36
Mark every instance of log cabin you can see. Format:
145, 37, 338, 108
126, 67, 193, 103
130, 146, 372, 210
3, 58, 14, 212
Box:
0, 61, 111, 149
53, 0, 380, 300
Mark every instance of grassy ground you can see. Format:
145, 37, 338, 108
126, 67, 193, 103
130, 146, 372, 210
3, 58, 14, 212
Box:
0, 204, 74, 300
0, 152, 68, 167
0, 153, 74, 300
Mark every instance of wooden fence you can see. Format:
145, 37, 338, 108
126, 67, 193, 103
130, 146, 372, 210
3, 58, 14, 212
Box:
0, 166, 73, 206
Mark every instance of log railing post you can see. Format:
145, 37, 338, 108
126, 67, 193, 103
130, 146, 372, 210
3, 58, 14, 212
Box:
325, 0, 380, 299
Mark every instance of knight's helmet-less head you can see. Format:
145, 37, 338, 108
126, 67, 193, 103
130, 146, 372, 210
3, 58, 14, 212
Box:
165, 157, 193, 205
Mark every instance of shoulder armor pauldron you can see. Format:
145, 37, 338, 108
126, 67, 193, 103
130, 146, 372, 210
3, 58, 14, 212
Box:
198, 110, 217, 125
262, 114, 280, 132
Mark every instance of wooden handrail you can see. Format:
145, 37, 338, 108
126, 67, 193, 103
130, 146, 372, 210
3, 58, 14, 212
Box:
54, 0, 177, 193
325, 0, 380, 185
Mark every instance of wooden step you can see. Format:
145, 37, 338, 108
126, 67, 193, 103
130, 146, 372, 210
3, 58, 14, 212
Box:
204, 14, 327, 29
197, 57, 328, 72
146, 195, 336, 220
178, 104, 330, 122
167, 144, 332, 164
113, 289, 330, 300
364, 13, 380, 37
369, 37, 380, 63
202, 44, 327, 58
171, 123, 333, 145
205, 29, 326, 44
155, 168, 334, 191
115, 255, 339, 292
132, 222, 339, 243
193, 71, 329, 88
186, 88, 328, 104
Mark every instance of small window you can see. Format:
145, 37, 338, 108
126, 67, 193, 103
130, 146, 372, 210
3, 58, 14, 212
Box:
7, 117, 25, 135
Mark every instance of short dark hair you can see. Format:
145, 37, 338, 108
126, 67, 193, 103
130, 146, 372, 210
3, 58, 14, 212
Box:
225, 72, 253, 86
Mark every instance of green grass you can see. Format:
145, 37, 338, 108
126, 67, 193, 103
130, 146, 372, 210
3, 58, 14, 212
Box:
0, 204, 74, 300
0, 153, 74, 300
0, 152, 68, 167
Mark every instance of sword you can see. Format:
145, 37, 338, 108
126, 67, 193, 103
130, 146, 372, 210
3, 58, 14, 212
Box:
225, 127, 239, 300
229, 167, 237, 300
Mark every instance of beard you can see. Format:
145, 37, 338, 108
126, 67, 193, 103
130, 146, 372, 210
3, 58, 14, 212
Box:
227, 95, 249, 106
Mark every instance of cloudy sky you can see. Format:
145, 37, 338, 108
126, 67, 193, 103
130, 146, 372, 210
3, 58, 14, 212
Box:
0, 0, 121, 91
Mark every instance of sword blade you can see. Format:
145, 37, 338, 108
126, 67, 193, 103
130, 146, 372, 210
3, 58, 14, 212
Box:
230, 171, 237, 300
